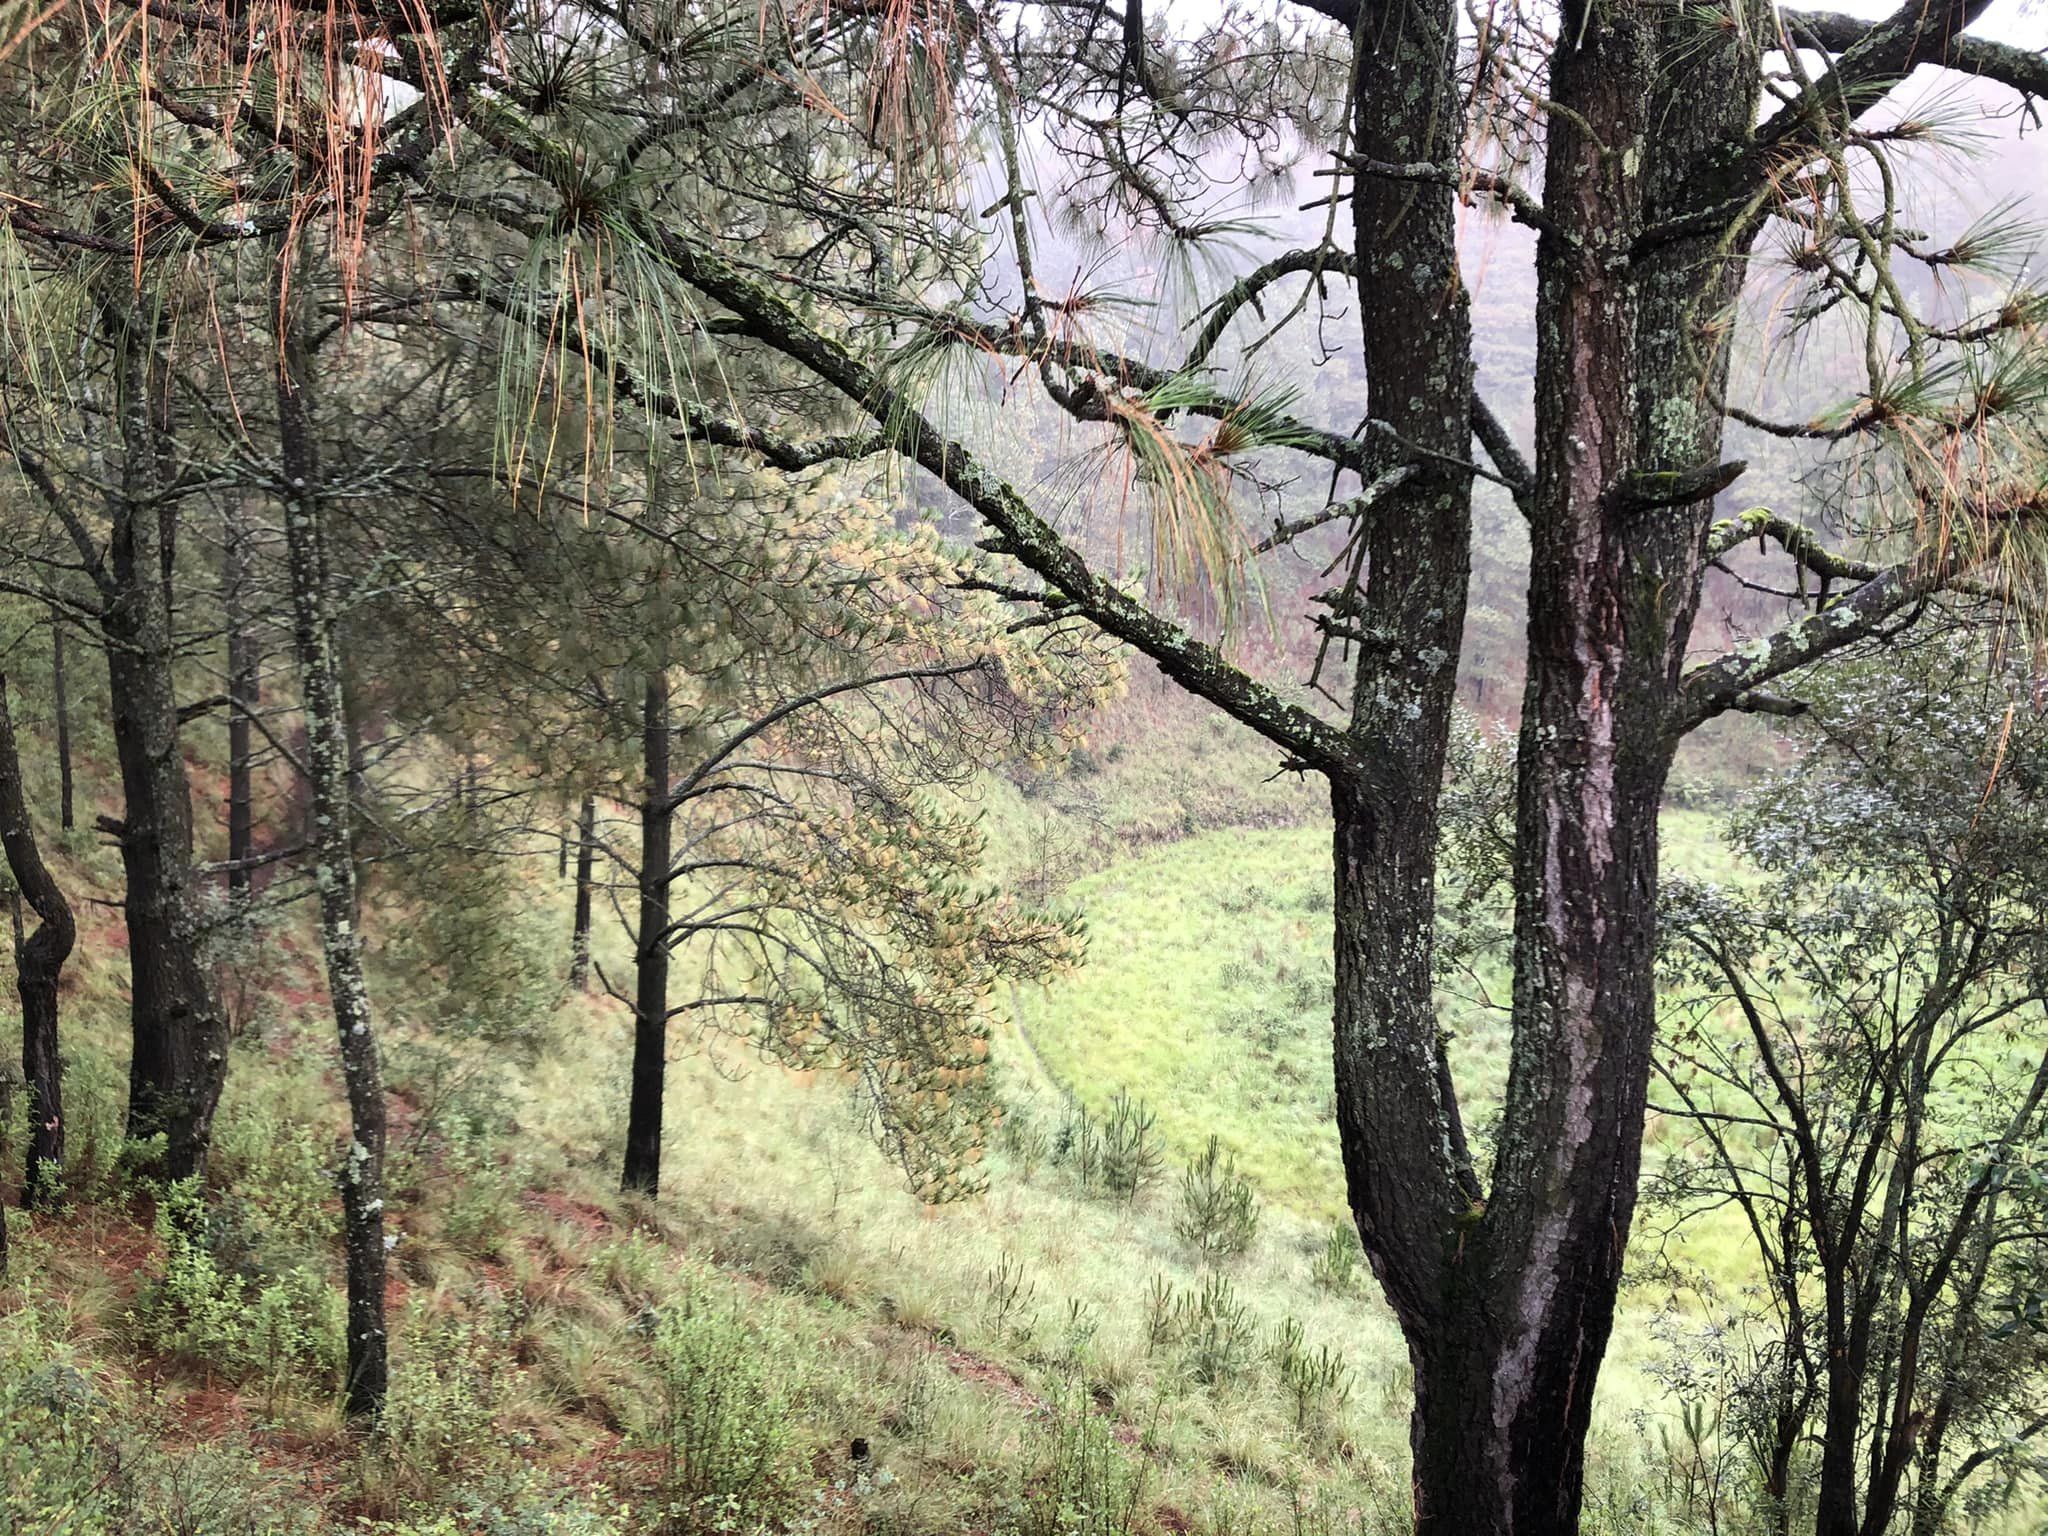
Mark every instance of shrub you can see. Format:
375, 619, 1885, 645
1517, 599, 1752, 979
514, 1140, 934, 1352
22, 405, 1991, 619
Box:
134, 1180, 345, 1391
366, 1314, 518, 1509
1096, 1091, 1163, 1199
4, 1302, 314, 1533
210, 1109, 340, 1251
649, 1293, 796, 1533
1016, 1389, 1148, 1536
1175, 1136, 1259, 1261
1, 1308, 112, 1532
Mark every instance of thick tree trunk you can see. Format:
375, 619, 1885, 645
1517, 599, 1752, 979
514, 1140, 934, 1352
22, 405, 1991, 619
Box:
0, 675, 76, 1208
1329, 3, 1773, 1527
622, 676, 671, 1194
224, 499, 259, 900
51, 625, 73, 832
570, 791, 596, 991
276, 272, 388, 1417
100, 309, 230, 1183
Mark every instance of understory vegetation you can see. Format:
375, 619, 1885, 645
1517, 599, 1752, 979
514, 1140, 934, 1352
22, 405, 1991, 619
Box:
4, 701, 2041, 1534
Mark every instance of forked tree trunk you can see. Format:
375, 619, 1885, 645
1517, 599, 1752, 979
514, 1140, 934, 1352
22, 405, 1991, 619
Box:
276, 271, 388, 1417
1328, 4, 1767, 1528
622, 676, 671, 1195
570, 791, 596, 991
99, 305, 230, 1182
0, 674, 76, 1208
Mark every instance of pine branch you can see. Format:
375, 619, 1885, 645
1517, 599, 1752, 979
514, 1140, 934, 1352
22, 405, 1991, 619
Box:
1781, 9, 2048, 101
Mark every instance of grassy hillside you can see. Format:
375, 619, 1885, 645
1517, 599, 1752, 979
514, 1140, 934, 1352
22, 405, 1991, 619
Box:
4, 678, 2041, 1536
1008, 812, 1750, 1223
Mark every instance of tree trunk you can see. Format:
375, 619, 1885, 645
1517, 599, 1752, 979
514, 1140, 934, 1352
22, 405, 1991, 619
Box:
1327, 4, 1775, 1527
622, 676, 671, 1195
100, 304, 229, 1183
224, 498, 259, 900
276, 269, 388, 1417
570, 791, 596, 991
0, 675, 76, 1208
51, 624, 73, 832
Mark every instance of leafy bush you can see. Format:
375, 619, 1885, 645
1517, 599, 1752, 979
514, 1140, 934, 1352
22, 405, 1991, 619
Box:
1175, 1136, 1259, 1261
134, 1180, 344, 1391
3, 1302, 315, 1533
649, 1292, 796, 1533
1, 1307, 111, 1531
359, 1311, 525, 1513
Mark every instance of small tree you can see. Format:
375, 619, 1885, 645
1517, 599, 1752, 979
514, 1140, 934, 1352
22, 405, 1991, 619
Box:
0, 670, 74, 1209
1176, 1135, 1260, 1262
1655, 637, 2048, 1536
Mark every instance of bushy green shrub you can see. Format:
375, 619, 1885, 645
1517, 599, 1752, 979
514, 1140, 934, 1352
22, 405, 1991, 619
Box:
133, 1180, 344, 1390
1, 1307, 112, 1531
649, 1292, 796, 1533
3, 1301, 315, 1533
211, 1100, 341, 1249
365, 1312, 524, 1509
1175, 1136, 1259, 1261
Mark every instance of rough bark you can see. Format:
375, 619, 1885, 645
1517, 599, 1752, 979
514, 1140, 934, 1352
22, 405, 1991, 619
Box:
51, 625, 73, 832
276, 272, 388, 1417
0, 674, 76, 1208
1342, 1, 1772, 1526
224, 498, 259, 900
100, 305, 230, 1182
622, 675, 671, 1195
570, 790, 596, 992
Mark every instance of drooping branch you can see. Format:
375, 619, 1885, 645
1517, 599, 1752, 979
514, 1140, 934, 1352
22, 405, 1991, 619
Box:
459, 101, 1363, 780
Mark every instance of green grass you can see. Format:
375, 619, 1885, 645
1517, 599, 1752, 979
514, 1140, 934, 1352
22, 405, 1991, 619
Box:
1011, 809, 1737, 1223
